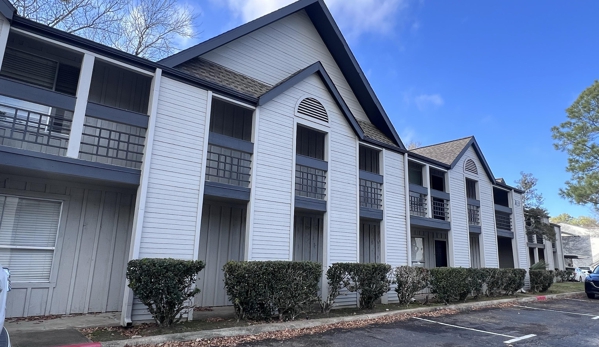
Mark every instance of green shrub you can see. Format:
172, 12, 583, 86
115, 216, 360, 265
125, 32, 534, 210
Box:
319, 264, 346, 314
483, 268, 526, 296
466, 268, 489, 299
223, 261, 321, 321
126, 258, 205, 327
554, 269, 572, 283
429, 268, 470, 304
530, 260, 547, 270
530, 270, 555, 292
394, 266, 430, 306
501, 268, 527, 295
329, 263, 392, 309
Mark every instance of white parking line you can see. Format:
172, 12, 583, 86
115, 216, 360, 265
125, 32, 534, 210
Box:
513, 305, 599, 319
412, 317, 536, 344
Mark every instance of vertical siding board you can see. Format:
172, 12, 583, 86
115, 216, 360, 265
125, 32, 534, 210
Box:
0, 174, 135, 318
49, 187, 83, 315
71, 189, 103, 313
106, 193, 132, 312
88, 191, 118, 313
196, 202, 245, 307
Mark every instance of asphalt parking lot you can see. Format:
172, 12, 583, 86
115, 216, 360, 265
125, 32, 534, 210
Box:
243, 297, 599, 346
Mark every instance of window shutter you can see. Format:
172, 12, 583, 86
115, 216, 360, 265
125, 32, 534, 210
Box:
297, 97, 328, 122
0, 196, 61, 282
0, 48, 58, 90
465, 159, 478, 175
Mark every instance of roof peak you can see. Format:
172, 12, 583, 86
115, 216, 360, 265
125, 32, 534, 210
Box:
409, 136, 474, 152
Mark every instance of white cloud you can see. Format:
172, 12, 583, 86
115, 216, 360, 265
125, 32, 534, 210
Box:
220, 0, 409, 40
414, 93, 444, 111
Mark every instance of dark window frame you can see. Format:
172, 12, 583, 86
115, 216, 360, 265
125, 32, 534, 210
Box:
359, 145, 380, 174
296, 125, 326, 161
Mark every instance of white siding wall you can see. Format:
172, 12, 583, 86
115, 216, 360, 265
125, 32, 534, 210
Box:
448, 167, 470, 268
250, 95, 295, 261
384, 150, 407, 303
201, 10, 371, 124
133, 78, 208, 320
459, 147, 499, 268
253, 73, 360, 305
138, 78, 207, 259
513, 192, 529, 271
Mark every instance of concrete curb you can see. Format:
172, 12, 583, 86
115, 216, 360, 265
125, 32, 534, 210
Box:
99, 291, 585, 347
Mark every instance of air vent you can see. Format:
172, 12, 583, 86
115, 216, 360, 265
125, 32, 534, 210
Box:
297, 97, 328, 122
465, 159, 478, 175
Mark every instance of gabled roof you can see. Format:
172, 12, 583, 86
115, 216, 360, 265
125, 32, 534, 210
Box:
410, 136, 496, 182
159, 0, 405, 150
0, 0, 15, 21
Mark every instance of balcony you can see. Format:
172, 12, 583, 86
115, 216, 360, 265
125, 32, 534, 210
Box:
431, 197, 449, 221
0, 31, 150, 185
295, 164, 326, 200
527, 233, 546, 248
495, 210, 513, 238
359, 169, 383, 220
468, 204, 480, 226
409, 184, 450, 230
205, 144, 251, 188
409, 191, 427, 218
467, 200, 481, 233
0, 98, 73, 157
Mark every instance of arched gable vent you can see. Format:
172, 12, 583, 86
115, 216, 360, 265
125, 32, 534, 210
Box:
297, 97, 328, 122
465, 159, 478, 175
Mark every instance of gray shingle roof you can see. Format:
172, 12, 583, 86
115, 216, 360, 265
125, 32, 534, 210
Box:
175, 58, 399, 150
409, 137, 473, 166
176, 58, 272, 98
357, 121, 398, 148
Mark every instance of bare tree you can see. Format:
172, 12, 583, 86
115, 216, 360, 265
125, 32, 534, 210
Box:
406, 141, 421, 150
10, 0, 199, 60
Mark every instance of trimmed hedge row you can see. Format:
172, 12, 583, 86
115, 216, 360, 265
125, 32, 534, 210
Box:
126, 258, 535, 325
222, 261, 321, 321
429, 268, 526, 304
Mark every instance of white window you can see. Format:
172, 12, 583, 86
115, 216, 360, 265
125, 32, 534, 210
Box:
0, 195, 62, 282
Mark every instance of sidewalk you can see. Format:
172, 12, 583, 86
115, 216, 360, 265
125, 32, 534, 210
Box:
6, 312, 120, 347
5, 292, 585, 347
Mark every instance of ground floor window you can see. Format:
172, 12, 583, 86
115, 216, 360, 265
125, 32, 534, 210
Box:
0, 195, 62, 282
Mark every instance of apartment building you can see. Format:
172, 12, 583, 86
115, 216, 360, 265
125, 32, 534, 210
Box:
0, 0, 528, 323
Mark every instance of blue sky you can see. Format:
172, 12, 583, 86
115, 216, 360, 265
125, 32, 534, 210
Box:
185, 0, 599, 218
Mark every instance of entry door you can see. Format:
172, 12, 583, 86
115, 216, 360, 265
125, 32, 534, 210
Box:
196, 202, 246, 307
435, 240, 448, 267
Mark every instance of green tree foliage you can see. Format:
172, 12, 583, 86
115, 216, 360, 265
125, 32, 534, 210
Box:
550, 213, 599, 227
515, 172, 555, 241
552, 80, 599, 211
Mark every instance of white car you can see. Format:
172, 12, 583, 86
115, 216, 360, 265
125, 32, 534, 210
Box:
0, 267, 10, 347
575, 267, 592, 282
